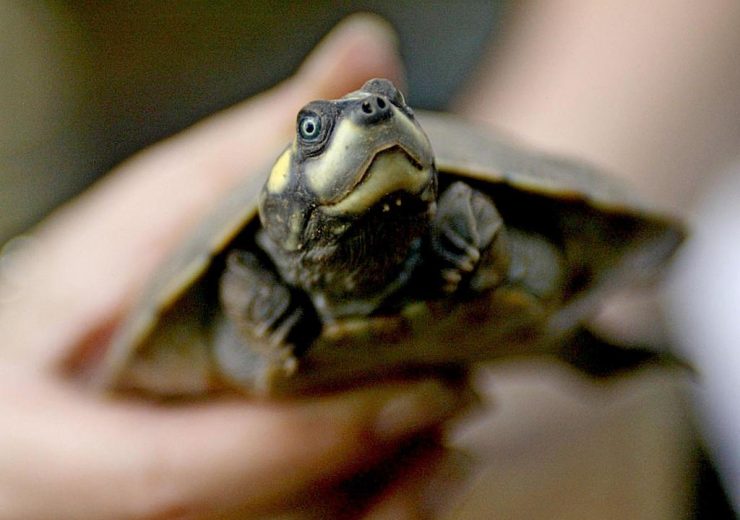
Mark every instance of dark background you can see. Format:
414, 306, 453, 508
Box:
0, 1, 503, 243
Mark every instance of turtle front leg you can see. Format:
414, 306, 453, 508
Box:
213, 250, 319, 392
430, 181, 509, 294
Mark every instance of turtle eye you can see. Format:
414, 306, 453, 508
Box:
298, 113, 322, 141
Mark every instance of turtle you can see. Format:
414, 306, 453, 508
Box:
96, 78, 684, 397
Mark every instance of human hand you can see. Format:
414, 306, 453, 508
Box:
0, 15, 468, 519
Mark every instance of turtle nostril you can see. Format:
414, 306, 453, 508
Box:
356, 96, 391, 123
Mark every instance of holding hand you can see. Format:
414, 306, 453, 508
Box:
0, 16, 468, 519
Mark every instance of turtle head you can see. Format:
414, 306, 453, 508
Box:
259, 79, 436, 252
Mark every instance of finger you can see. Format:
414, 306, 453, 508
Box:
0, 14, 403, 368
359, 442, 472, 520
1, 377, 466, 520
269, 435, 447, 520
332, 434, 447, 519
274, 429, 472, 520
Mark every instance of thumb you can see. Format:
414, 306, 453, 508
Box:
296, 13, 405, 95
0, 14, 404, 370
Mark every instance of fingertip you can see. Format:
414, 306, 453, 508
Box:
297, 13, 406, 97
371, 379, 469, 441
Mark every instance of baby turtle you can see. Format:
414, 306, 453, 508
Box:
97, 79, 683, 396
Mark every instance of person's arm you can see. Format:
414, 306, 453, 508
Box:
459, 0, 740, 215
459, 2, 740, 512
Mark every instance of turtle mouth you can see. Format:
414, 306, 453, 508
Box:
349, 144, 424, 193
321, 145, 433, 216
379, 144, 423, 170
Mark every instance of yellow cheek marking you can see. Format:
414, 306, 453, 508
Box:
304, 106, 432, 199
267, 149, 292, 193
305, 118, 365, 196
324, 150, 432, 215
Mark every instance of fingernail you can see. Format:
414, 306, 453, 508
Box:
374, 380, 465, 441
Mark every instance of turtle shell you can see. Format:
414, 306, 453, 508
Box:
97, 111, 684, 396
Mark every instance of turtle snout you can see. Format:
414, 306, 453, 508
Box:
354, 95, 392, 125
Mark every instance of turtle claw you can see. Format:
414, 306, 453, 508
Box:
430, 182, 505, 293
441, 268, 463, 294
219, 250, 319, 356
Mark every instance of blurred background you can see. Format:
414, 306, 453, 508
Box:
0, 1, 501, 243
2, 2, 739, 518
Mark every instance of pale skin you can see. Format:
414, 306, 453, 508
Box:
458, 0, 740, 345
457, 1, 740, 510
0, 16, 468, 520
458, 0, 740, 216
